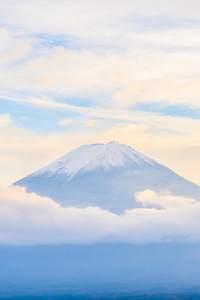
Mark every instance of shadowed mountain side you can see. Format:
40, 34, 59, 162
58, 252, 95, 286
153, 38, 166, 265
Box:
14, 142, 200, 213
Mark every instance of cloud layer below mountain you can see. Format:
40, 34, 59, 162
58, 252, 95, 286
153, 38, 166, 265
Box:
0, 185, 199, 245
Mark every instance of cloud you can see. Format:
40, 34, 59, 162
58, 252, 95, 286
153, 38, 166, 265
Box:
0, 3, 200, 110
0, 94, 85, 111
0, 28, 31, 64
57, 119, 73, 125
0, 114, 11, 128
1, 44, 200, 110
0, 185, 200, 245
83, 120, 98, 127
1, 0, 200, 42
135, 189, 196, 209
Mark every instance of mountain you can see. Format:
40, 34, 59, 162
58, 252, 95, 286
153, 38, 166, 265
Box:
14, 141, 200, 213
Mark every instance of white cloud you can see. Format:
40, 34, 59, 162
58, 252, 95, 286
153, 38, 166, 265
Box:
134, 28, 200, 48
1, 0, 200, 43
0, 185, 200, 245
0, 94, 85, 111
0, 28, 31, 64
0, 2, 200, 110
135, 189, 196, 209
0, 45, 199, 109
57, 119, 73, 125
0, 114, 11, 128
83, 120, 98, 127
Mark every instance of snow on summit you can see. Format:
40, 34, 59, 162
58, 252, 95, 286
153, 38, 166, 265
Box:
35, 141, 156, 178
14, 141, 200, 213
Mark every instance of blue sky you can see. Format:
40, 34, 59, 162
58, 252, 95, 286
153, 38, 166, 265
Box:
0, 0, 200, 185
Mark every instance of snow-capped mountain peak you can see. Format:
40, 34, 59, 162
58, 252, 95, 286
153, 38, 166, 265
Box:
34, 141, 156, 178
14, 141, 200, 213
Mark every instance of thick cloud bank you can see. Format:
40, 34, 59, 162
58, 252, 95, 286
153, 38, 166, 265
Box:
0, 185, 199, 245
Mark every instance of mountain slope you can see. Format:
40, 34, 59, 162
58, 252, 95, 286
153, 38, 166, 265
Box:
14, 141, 200, 213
